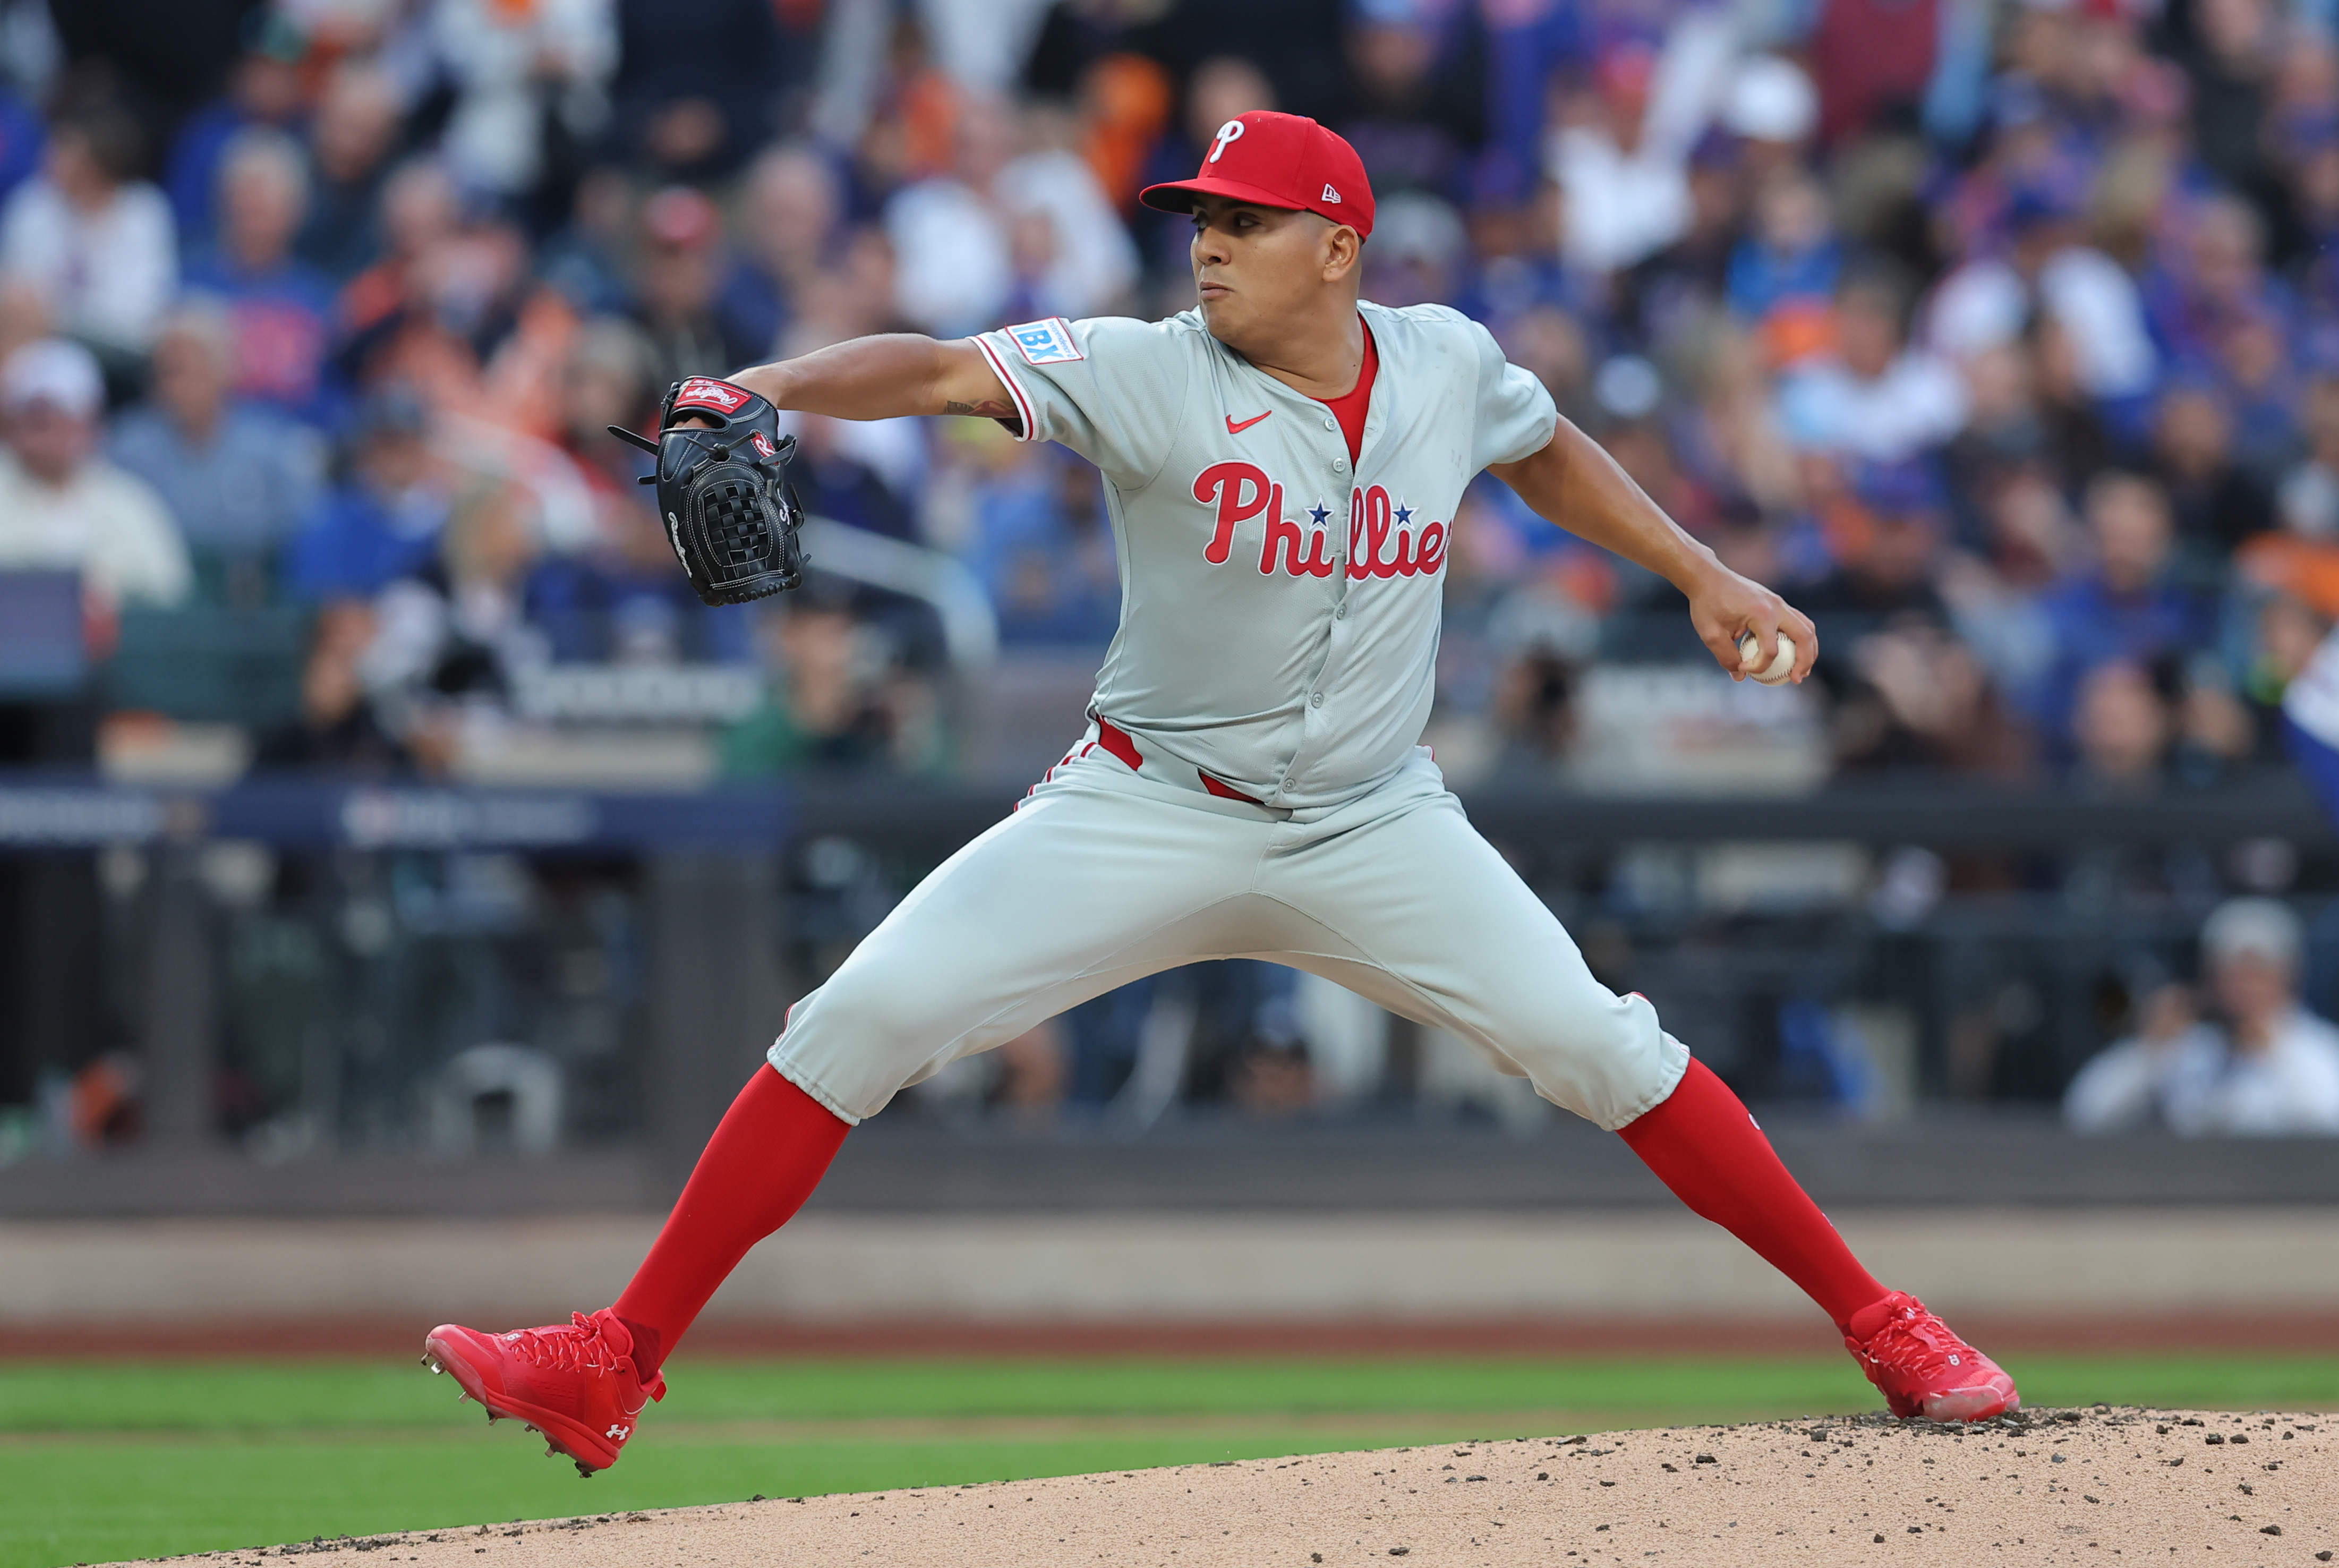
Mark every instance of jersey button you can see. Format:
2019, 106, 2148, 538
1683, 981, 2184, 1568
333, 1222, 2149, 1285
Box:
1310, 692, 1324, 708
1332, 458, 1348, 473
1335, 604, 1347, 619
1322, 417, 1337, 431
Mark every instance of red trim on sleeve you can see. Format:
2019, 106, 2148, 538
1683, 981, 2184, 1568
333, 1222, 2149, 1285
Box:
972, 335, 1039, 441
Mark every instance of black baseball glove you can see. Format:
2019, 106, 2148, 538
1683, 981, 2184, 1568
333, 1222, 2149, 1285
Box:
609, 376, 807, 606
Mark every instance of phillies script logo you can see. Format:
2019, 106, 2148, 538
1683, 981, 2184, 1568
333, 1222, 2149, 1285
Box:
1192, 461, 1448, 580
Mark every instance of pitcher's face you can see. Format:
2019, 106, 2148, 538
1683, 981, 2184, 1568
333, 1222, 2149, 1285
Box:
1189, 195, 1354, 351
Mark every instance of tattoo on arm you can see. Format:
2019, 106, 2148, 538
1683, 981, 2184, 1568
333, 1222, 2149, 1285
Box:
944, 399, 1017, 417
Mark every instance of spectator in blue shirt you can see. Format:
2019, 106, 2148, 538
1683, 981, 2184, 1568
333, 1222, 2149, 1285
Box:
109, 302, 323, 607
2141, 193, 2297, 382
968, 444, 1122, 647
791, 413, 918, 543
295, 62, 402, 284
0, 83, 43, 211
2147, 379, 2276, 566
162, 9, 309, 251
1726, 169, 1841, 325
716, 145, 844, 363
182, 128, 342, 428
2036, 472, 2209, 745
284, 387, 449, 602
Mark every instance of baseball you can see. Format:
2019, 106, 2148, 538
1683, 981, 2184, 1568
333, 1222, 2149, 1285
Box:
1737, 631, 1798, 685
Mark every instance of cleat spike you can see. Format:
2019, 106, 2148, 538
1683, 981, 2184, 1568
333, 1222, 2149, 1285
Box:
576, 1462, 593, 1478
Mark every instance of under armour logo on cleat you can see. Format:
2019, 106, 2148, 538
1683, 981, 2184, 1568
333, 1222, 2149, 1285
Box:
607, 1424, 630, 1439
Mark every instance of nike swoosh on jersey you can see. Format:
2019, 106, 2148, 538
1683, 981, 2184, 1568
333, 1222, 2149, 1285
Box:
1225, 411, 1273, 434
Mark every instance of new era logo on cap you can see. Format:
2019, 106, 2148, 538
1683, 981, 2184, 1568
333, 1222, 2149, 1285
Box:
1139, 112, 1376, 238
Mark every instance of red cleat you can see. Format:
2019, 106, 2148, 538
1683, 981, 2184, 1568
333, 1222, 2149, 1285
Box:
421, 1308, 665, 1475
1844, 1291, 2020, 1422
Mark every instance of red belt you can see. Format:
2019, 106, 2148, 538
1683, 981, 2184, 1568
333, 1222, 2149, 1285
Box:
1198, 772, 1264, 804
1094, 716, 1265, 805
1094, 715, 1143, 770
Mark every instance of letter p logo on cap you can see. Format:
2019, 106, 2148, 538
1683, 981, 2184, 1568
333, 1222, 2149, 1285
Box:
1141, 113, 1376, 239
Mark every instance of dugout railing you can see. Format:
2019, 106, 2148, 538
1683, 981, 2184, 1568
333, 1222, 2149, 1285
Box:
0, 768, 2334, 1217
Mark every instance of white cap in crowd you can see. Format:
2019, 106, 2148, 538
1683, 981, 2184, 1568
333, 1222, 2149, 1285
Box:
1725, 55, 1820, 145
2201, 897, 2305, 970
1, 338, 104, 419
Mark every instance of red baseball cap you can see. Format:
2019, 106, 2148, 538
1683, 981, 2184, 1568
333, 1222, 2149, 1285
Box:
1140, 111, 1376, 238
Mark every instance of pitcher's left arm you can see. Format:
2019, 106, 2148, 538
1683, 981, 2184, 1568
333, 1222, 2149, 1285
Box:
1487, 420, 1816, 683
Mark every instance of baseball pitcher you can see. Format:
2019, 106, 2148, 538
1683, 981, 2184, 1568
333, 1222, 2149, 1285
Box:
424, 113, 2016, 1475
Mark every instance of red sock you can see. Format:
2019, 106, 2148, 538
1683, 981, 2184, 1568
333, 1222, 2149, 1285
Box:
1617, 1057, 1887, 1332
612, 1066, 850, 1378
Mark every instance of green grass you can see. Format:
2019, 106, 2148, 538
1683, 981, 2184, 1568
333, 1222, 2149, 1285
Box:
4, 1352, 2334, 1568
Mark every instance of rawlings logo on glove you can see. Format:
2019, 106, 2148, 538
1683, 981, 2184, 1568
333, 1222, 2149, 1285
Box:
670, 376, 753, 416
610, 378, 807, 606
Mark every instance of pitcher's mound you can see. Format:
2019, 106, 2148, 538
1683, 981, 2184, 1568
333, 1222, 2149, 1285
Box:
129, 1408, 2332, 1567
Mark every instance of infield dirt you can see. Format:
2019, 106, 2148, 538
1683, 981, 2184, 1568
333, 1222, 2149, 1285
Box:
117, 1407, 2333, 1568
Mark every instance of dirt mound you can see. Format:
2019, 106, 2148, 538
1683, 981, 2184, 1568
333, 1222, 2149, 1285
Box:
123, 1408, 2333, 1567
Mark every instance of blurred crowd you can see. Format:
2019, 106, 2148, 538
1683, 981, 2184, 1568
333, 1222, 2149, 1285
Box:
0, 0, 2335, 790
2065, 895, 2339, 1131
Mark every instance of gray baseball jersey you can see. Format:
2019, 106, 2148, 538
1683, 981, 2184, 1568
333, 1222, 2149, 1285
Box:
971, 301, 1557, 808
765, 302, 1689, 1135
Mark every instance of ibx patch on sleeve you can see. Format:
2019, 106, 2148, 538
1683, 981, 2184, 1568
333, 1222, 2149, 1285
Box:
1005, 318, 1083, 366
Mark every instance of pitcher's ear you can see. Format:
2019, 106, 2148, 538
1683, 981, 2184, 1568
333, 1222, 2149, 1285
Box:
1324, 223, 1363, 281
